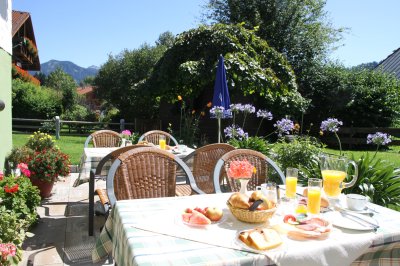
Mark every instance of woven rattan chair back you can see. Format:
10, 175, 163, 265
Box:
213, 149, 285, 193
106, 147, 193, 206
190, 143, 235, 194
85, 130, 121, 148
138, 130, 179, 146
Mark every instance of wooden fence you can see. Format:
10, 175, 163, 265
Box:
12, 117, 161, 138
321, 127, 400, 148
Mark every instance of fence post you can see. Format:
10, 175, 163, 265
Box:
55, 116, 61, 140
120, 119, 125, 131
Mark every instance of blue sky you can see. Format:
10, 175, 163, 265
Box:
12, 0, 400, 68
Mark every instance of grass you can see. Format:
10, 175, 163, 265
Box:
12, 132, 400, 166
323, 146, 400, 166
12, 132, 87, 165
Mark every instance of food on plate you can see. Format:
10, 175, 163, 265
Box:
238, 228, 282, 250
302, 188, 329, 208
182, 209, 211, 225
229, 193, 251, 209
277, 215, 331, 240
228, 192, 276, 211
205, 207, 224, 221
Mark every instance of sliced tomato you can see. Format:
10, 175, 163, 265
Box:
283, 214, 297, 224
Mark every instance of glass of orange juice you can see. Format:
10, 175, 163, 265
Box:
320, 155, 358, 199
285, 167, 298, 199
159, 136, 166, 150
307, 178, 322, 216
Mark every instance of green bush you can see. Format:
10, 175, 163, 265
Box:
228, 136, 270, 155
12, 79, 62, 119
62, 104, 95, 121
272, 136, 323, 185
4, 147, 34, 175
306, 64, 400, 127
345, 153, 400, 210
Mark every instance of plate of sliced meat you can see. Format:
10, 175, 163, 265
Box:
275, 215, 332, 241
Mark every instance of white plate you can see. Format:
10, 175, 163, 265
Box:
323, 211, 378, 231
234, 230, 284, 253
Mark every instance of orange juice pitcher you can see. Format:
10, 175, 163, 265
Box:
320, 155, 358, 199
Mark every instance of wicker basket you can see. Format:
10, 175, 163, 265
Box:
227, 201, 276, 223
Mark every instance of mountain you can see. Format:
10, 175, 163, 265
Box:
38, 60, 99, 84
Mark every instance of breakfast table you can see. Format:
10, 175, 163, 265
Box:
92, 192, 400, 266
74, 145, 195, 187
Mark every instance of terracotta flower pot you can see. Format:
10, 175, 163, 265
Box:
30, 178, 55, 198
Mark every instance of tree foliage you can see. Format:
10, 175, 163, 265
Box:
306, 63, 400, 127
148, 23, 305, 116
203, 0, 343, 79
45, 67, 78, 111
94, 43, 167, 119
12, 79, 62, 119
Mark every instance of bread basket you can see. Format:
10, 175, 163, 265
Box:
227, 201, 276, 223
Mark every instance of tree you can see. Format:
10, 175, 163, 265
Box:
46, 68, 77, 111
156, 31, 176, 48
203, 0, 344, 95
148, 23, 305, 116
94, 43, 167, 119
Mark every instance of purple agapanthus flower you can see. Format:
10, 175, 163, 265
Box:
274, 118, 294, 137
367, 132, 392, 146
256, 109, 273, 120
242, 104, 256, 114
229, 103, 243, 113
224, 124, 248, 140
210, 106, 225, 119
320, 118, 343, 133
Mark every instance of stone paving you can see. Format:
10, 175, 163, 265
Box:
19, 173, 113, 266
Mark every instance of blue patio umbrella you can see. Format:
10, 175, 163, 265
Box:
211, 55, 231, 142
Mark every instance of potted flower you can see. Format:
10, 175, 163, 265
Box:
27, 147, 70, 198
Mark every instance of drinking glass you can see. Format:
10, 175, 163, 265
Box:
285, 167, 298, 199
159, 136, 166, 150
307, 178, 322, 216
320, 155, 358, 199
256, 182, 278, 204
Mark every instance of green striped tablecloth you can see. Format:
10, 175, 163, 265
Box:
93, 193, 400, 266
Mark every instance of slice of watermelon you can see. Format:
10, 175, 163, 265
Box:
189, 211, 211, 225
182, 213, 192, 223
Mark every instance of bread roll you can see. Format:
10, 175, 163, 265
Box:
229, 192, 250, 209
250, 191, 264, 201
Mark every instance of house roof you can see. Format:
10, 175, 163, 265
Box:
77, 86, 94, 95
376, 47, 400, 79
12, 10, 40, 71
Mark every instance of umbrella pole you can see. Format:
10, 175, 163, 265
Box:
218, 118, 221, 143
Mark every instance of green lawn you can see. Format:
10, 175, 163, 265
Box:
324, 146, 400, 166
12, 132, 400, 166
12, 132, 87, 165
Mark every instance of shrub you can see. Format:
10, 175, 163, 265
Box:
0, 175, 41, 226
345, 153, 400, 210
228, 136, 270, 155
272, 136, 324, 185
12, 79, 62, 119
4, 147, 34, 175
62, 104, 94, 121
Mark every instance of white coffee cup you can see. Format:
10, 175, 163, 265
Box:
346, 194, 367, 211
178, 145, 187, 152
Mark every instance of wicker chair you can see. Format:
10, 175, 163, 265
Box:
84, 130, 122, 148
88, 144, 149, 236
175, 143, 236, 196
138, 130, 179, 146
212, 149, 285, 193
106, 147, 198, 208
